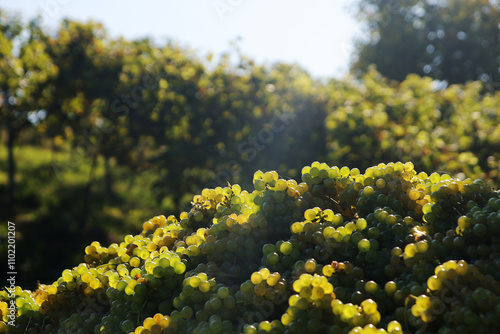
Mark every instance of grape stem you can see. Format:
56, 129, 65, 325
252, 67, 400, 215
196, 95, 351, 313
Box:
136, 298, 148, 324
39, 316, 48, 333
404, 294, 417, 334
23, 315, 31, 334
95, 263, 116, 270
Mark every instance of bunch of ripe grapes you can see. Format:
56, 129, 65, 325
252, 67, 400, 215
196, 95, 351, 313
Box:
2, 161, 499, 334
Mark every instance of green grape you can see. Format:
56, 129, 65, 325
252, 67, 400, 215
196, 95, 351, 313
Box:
251, 272, 263, 285
422, 203, 432, 214
279, 242, 293, 255
376, 178, 386, 189
340, 166, 350, 177
266, 273, 280, 286
174, 262, 186, 274
199, 281, 211, 293
384, 281, 397, 295
364, 281, 378, 294
356, 218, 367, 230
404, 243, 418, 257
416, 241, 428, 253
62, 272, 73, 282
259, 268, 270, 280
262, 243, 276, 255
8, 161, 500, 334
358, 239, 371, 252
387, 320, 402, 333
266, 252, 280, 265
361, 299, 377, 315
263, 172, 275, 183
427, 275, 441, 291
304, 259, 317, 273
194, 211, 204, 222
304, 209, 317, 221
457, 216, 472, 230
275, 179, 287, 191
254, 179, 266, 191
217, 287, 229, 299
129, 256, 141, 268
416, 295, 431, 309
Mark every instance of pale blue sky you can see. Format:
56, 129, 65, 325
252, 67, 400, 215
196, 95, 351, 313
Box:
0, 0, 362, 79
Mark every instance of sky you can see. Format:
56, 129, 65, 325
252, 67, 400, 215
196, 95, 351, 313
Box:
0, 0, 363, 79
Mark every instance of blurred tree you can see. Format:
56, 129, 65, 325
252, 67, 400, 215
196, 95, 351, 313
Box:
324, 66, 500, 185
44, 20, 125, 220
352, 0, 500, 89
0, 10, 57, 206
107, 38, 209, 208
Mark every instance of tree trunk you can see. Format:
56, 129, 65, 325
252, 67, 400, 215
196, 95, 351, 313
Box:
7, 116, 15, 207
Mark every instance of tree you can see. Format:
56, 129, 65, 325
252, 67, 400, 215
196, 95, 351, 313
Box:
117, 40, 209, 208
0, 10, 57, 206
351, 0, 500, 89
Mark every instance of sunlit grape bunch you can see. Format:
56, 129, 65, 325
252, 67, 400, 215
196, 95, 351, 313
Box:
1, 161, 499, 334
409, 260, 500, 332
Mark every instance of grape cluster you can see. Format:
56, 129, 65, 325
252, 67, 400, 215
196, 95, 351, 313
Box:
2, 161, 499, 333
410, 259, 500, 332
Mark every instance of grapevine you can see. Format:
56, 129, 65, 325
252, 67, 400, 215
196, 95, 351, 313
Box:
1, 161, 499, 334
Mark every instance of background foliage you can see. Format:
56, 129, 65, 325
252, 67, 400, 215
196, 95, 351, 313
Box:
0, 1, 499, 288
352, 0, 500, 89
